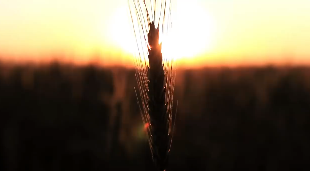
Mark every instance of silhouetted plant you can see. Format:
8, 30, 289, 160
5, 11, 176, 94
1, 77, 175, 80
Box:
129, 0, 177, 170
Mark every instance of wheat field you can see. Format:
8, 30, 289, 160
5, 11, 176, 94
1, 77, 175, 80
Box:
0, 62, 309, 171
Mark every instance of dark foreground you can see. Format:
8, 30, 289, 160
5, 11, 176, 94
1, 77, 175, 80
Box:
0, 62, 310, 171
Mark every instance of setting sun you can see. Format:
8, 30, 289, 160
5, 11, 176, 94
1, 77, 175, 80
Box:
167, 0, 215, 60
108, 5, 136, 56
116, 0, 216, 64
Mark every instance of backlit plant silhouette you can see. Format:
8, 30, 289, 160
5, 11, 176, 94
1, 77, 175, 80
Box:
128, 0, 177, 170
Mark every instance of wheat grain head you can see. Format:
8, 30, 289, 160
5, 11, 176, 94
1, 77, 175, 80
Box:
129, 0, 177, 171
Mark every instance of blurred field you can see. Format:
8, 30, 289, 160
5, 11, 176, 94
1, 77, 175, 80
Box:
0, 62, 310, 171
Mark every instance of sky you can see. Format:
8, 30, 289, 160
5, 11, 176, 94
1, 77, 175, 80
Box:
0, 0, 310, 67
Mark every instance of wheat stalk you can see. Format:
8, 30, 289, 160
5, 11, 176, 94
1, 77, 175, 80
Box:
129, 0, 177, 171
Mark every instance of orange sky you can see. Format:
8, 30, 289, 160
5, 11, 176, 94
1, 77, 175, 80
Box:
0, 0, 310, 67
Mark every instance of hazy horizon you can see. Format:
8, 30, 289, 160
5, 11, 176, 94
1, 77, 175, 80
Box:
1, 0, 310, 67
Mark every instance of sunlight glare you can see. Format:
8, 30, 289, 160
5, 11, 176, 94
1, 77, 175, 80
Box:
162, 0, 215, 62
111, 1, 215, 65
109, 6, 136, 55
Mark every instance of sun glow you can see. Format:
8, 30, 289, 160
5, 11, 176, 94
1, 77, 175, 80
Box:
109, 6, 136, 55
110, 0, 215, 65
161, 0, 215, 63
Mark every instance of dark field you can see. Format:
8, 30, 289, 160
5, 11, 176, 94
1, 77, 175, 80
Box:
0, 62, 310, 171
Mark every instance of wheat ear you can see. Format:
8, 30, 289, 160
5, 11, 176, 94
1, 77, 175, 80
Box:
129, 1, 177, 171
